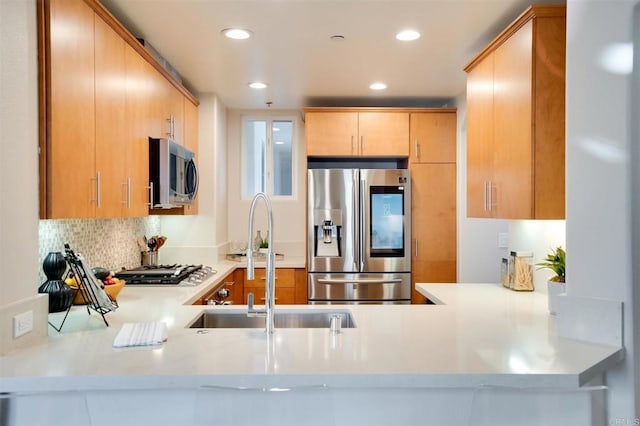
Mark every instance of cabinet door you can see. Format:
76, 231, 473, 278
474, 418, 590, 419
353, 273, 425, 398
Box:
124, 44, 151, 217
409, 112, 456, 163
466, 51, 495, 218
305, 111, 358, 156
154, 77, 185, 142
48, 0, 96, 218
411, 163, 457, 302
244, 287, 296, 305
183, 98, 199, 215
358, 112, 409, 156
94, 16, 127, 218
492, 20, 533, 219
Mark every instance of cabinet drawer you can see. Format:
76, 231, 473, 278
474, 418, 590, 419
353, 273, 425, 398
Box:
243, 268, 295, 288
244, 287, 296, 305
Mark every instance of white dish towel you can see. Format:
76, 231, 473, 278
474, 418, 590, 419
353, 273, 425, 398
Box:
113, 321, 168, 348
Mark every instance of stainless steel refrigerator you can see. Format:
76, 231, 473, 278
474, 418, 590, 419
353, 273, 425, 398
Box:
307, 168, 411, 304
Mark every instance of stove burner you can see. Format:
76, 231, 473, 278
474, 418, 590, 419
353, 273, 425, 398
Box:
115, 264, 213, 285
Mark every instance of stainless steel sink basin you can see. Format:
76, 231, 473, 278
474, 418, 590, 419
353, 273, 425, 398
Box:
189, 310, 355, 329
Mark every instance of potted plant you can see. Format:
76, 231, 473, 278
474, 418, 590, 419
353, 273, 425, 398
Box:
536, 246, 566, 315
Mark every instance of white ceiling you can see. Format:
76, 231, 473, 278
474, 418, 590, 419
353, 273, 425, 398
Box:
100, 0, 564, 110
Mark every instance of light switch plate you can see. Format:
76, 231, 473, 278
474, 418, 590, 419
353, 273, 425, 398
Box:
498, 232, 509, 248
13, 310, 33, 338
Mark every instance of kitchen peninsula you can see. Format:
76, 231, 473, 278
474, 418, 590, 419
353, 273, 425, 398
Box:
0, 264, 623, 426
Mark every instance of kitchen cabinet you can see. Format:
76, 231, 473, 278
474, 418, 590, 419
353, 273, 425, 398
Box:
242, 268, 306, 305
410, 163, 457, 303
464, 5, 566, 219
409, 111, 457, 164
45, 0, 96, 218
40, 0, 199, 219
304, 108, 409, 157
193, 270, 243, 305
124, 44, 153, 217
94, 16, 129, 218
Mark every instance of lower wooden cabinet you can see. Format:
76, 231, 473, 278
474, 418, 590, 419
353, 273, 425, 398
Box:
410, 163, 457, 304
193, 269, 243, 305
243, 268, 307, 305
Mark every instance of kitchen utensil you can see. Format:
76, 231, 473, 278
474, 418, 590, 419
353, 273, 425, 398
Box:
147, 237, 157, 252
137, 236, 148, 251
156, 236, 167, 250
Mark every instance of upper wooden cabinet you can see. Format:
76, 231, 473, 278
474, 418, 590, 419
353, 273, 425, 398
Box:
45, 0, 96, 218
40, 0, 199, 219
304, 108, 410, 157
464, 5, 566, 219
409, 111, 457, 164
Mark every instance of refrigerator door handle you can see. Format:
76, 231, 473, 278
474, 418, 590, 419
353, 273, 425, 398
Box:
359, 175, 366, 272
318, 278, 403, 284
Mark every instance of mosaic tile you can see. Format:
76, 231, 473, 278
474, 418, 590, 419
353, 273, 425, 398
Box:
38, 217, 160, 281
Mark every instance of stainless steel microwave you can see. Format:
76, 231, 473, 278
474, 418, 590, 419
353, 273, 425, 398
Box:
149, 137, 198, 208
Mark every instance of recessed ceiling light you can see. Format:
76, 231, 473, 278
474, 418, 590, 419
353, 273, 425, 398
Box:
222, 28, 252, 40
369, 82, 387, 91
249, 82, 268, 89
396, 30, 421, 41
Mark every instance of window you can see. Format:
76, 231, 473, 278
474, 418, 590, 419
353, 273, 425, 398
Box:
242, 116, 295, 199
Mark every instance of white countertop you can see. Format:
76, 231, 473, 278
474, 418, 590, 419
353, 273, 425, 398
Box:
0, 275, 623, 394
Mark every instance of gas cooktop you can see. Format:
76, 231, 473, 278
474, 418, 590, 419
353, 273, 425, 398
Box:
115, 264, 216, 285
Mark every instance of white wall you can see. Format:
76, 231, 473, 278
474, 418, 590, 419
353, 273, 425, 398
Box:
159, 94, 228, 265
565, 0, 638, 419
226, 110, 306, 256
0, 0, 48, 354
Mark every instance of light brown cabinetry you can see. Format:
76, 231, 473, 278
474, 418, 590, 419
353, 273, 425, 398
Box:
305, 108, 409, 157
408, 111, 457, 303
193, 270, 244, 305
409, 112, 457, 164
465, 5, 566, 219
124, 44, 153, 217
95, 16, 128, 218
40, 0, 199, 219
242, 268, 307, 305
46, 0, 96, 218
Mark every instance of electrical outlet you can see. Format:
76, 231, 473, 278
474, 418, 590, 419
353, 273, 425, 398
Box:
13, 310, 33, 338
498, 232, 509, 249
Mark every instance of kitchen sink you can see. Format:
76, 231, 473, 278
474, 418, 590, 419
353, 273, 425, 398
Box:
189, 310, 356, 329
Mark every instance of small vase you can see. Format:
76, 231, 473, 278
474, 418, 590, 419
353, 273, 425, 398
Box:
254, 230, 263, 251
39, 252, 74, 313
547, 280, 566, 315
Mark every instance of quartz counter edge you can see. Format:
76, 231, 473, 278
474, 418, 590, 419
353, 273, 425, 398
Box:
0, 281, 624, 394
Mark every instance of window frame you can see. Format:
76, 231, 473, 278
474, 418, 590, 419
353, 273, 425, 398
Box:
240, 114, 298, 201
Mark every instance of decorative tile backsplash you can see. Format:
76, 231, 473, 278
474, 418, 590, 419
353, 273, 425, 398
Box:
38, 217, 160, 281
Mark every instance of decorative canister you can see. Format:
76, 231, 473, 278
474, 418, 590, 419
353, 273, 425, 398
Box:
38, 252, 75, 313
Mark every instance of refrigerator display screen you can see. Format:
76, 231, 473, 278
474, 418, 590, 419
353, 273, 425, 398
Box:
370, 186, 405, 257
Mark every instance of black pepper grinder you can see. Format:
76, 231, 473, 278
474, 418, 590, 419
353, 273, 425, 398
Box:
38, 251, 74, 313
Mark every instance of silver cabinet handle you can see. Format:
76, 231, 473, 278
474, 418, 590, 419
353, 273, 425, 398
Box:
360, 135, 364, 153
488, 181, 494, 211
166, 115, 175, 139
147, 182, 154, 208
92, 172, 101, 208
122, 177, 131, 208
483, 181, 488, 212
415, 140, 420, 160
351, 135, 355, 154
415, 239, 418, 257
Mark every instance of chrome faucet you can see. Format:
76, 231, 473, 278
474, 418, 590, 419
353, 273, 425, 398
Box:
246, 192, 275, 334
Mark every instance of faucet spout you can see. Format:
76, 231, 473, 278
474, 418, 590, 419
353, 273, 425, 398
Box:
246, 192, 275, 334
